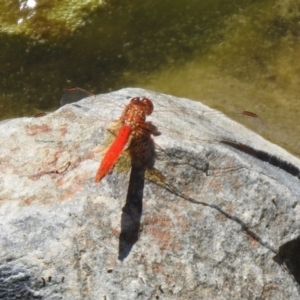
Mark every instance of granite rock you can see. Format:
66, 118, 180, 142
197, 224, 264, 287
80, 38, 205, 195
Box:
0, 88, 300, 299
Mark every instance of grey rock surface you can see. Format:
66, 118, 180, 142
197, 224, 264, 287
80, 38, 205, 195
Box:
0, 88, 300, 299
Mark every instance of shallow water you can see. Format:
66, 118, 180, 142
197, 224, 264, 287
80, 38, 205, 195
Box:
0, 0, 299, 156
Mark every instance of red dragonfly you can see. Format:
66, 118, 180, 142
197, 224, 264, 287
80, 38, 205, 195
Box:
33, 87, 261, 184
60, 88, 161, 182
94, 96, 160, 182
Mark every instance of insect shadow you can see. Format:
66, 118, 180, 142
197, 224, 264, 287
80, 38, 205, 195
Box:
118, 131, 157, 260
273, 235, 300, 287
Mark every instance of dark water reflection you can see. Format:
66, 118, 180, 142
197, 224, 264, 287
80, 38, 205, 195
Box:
0, 0, 255, 115
0, 0, 300, 156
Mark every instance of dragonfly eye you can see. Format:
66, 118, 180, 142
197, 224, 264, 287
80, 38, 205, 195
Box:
141, 97, 153, 115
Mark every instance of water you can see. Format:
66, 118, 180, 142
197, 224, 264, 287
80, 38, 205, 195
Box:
0, 0, 299, 156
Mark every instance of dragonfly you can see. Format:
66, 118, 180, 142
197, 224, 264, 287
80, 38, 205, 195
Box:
94, 96, 161, 182
32, 87, 262, 186
59, 88, 162, 182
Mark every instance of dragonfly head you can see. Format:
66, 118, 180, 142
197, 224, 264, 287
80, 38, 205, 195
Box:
140, 97, 154, 116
